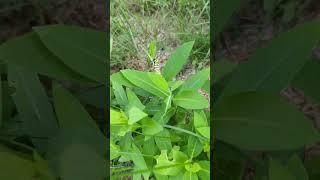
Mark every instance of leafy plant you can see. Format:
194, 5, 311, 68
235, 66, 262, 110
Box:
0, 24, 107, 179
214, 1, 320, 179
110, 41, 210, 179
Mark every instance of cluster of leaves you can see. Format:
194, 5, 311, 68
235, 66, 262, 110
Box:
0, 24, 107, 179
214, 1, 320, 180
110, 41, 210, 179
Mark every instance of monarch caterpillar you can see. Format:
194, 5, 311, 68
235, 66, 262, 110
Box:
151, 57, 161, 74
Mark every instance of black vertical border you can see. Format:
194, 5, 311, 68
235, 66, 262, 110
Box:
105, 0, 110, 179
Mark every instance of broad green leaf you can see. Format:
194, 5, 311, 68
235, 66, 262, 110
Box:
173, 91, 209, 109
197, 161, 210, 180
0, 32, 95, 85
131, 142, 150, 180
202, 80, 209, 94
126, 88, 145, 110
155, 129, 172, 151
269, 158, 295, 180
155, 174, 169, 180
219, 21, 320, 101
48, 142, 106, 180
197, 127, 210, 139
169, 80, 184, 91
33, 25, 107, 83
214, 92, 320, 150
112, 80, 128, 106
183, 171, 198, 180
110, 117, 135, 136
187, 136, 203, 158
214, 141, 246, 180
213, 59, 236, 84
185, 163, 201, 173
194, 112, 210, 141
292, 58, 320, 103
180, 68, 210, 91
154, 107, 175, 125
1, 81, 15, 122
287, 154, 308, 180
141, 117, 163, 140
0, 144, 54, 179
76, 85, 105, 108
305, 156, 320, 180
110, 108, 127, 125
142, 137, 157, 166
52, 83, 106, 154
162, 41, 194, 81
128, 106, 148, 125
8, 67, 58, 153
110, 72, 134, 88
110, 138, 120, 160
121, 69, 170, 98
194, 111, 208, 128
154, 147, 188, 176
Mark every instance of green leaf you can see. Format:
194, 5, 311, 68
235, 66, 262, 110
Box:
292, 58, 320, 103
33, 25, 107, 83
287, 154, 308, 180
269, 158, 295, 180
141, 117, 163, 140
131, 142, 150, 180
183, 171, 198, 180
169, 80, 184, 91
194, 111, 208, 128
197, 161, 210, 180
197, 127, 210, 139
202, 80, 210, 94
110, 138, 120, 160
76, 85, 105, 108
155, 129, 172, 151
162, 41, 194, 81
8, 67, 58, 153
187, 136, 203, 158
219, 21, 320, 101
110, 72, 134, 88
305, 156, 320, 180
154, 146, 188, 176
154, 107, 175, 125
180, 68, 210, 91
173, 91, 209, 109
1, 81, 15, 123
128, 106, 148, 125
126, 88, 145, 110
0, 32, 95, 85
48, 142, 106, 180
52, 83, 106, 154
111, 80, 128, 106
214, 92, 320, 150
121, 69, 170, 98
213, 59, 236, 84
142, 137, 157, 166
110, 108, 127, 125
